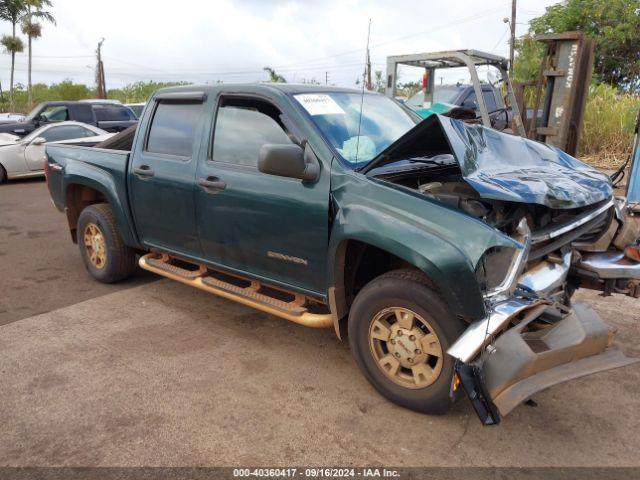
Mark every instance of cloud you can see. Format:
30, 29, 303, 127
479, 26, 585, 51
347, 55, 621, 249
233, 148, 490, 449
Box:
0, 0, 556, 90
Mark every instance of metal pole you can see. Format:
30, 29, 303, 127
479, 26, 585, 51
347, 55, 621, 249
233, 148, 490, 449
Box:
96, 38, 106, 99
509, 0, 516, 73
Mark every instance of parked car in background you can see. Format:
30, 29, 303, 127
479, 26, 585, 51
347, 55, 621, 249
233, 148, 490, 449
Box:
125, 103, 146, 118
79, 99, 122, 104
406, 83, 512, 130
0, 121, 112, 182
0, 112, 26, 123
0, 101, 137, 137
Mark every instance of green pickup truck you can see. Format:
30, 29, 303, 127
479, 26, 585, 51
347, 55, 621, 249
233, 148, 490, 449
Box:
45, 84, 640, 424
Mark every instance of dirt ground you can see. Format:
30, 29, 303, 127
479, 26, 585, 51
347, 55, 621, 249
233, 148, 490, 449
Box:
0, 178, 639, 467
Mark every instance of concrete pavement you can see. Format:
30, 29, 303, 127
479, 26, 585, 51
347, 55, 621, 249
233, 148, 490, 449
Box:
0, 179, 154, 326
1, 279, 639, 467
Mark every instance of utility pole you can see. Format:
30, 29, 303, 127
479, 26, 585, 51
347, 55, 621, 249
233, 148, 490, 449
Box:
96, 38, 107, 99
325, 71, 328, 85
509, 0, 517, 74
365, 47, 372, 90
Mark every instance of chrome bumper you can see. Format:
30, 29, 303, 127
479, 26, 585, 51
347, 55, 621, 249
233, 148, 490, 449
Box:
454, 300, 638, 424
449, 242, 639, 424
575, 251, 640, 279
449, 251, 572, 363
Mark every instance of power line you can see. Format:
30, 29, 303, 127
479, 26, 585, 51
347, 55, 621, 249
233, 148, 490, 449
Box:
491, 28, 510, 53
85, 2, 512, 77
1, 1, 516, 87
14, 53, 94, 59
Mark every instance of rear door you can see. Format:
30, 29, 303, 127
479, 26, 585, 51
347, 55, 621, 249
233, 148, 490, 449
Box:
129, 94, 206, 258
195, 95, 330, 295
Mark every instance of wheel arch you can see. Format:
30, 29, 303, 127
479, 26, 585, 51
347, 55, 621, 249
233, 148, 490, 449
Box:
63, 174, 139, 248
328, 233, 486, 339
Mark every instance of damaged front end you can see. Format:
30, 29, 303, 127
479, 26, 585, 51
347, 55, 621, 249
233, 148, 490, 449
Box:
364, 115, 640, 424
449, 198, 640, 425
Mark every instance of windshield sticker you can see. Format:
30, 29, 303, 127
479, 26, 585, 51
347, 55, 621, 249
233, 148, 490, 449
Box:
294, 94, 345, 116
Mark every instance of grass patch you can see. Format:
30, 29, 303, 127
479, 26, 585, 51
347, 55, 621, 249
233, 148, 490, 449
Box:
580, 84, 640, 169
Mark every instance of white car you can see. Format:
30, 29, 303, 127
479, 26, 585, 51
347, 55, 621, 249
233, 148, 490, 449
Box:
0, 121, 114, 182
0, 112, 26, 123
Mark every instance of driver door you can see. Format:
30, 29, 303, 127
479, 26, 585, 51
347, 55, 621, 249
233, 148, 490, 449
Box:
195, 95, 330, 295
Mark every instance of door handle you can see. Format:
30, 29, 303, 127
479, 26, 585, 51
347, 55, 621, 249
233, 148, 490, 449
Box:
133, 165, 155, 177
198, 177, 227, 192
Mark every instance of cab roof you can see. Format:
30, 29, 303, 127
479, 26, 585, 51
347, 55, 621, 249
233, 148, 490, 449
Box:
154, 82, 368, 97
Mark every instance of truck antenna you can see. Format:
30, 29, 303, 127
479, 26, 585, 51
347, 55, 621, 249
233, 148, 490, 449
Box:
355, 19, 371, 169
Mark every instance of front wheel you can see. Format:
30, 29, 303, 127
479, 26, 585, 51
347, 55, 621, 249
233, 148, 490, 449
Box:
77, 203, 137, 283
348, 269, 465, 414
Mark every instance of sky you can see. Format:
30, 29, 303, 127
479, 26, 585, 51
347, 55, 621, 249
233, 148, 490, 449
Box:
0, 0, 560, 91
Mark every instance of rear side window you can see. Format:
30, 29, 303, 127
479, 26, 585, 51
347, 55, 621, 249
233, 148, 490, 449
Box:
146, 102, 202, 157
94, 105, 135, 121
211, 98, 292, 167
75, 105, 95, 124
40, 125, 97, 142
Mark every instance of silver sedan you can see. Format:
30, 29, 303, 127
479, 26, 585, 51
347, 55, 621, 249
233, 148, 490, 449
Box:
0, 121, 114, 182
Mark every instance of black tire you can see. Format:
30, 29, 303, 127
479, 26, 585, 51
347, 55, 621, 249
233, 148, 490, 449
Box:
0, 164, 7, 184
348, 269, 465, 414
77, 203, 137, 283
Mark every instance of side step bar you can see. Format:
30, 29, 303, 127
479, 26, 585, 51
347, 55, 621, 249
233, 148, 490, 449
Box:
139, 253, 333, 328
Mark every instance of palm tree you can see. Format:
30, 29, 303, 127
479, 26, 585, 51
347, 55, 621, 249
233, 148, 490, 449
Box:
263, 66, 286, 83
21, 0, 55, 107
0, 0, 27, 110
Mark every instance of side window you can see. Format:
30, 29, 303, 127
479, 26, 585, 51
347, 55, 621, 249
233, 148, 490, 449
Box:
41, 106, 69, 122
211, 98, 292, 167
38, 125, 96, 142
95, 105, 135, 121
482, 90, 498, 112
461, 92, 477, 109
146, 101, 202, 157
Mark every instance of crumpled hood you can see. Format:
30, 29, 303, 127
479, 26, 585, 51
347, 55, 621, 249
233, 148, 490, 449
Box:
363, 114, 612, 209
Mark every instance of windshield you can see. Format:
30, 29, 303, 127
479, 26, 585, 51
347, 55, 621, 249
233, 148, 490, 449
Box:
25, 104, 45, 122
294, 92, 418, 167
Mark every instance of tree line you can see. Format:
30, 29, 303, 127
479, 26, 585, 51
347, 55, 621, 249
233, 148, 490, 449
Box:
513, 0, 640, 91
0, 0, 55, 109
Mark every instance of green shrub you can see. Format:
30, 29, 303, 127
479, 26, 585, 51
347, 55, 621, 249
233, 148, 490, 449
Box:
580, 84, 640, 167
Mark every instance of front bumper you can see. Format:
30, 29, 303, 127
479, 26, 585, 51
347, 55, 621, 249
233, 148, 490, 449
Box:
449, 256, 639, 425
454, 301, 637, 425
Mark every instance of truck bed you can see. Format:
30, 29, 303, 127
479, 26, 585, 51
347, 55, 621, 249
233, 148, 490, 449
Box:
45, 143, 131, 222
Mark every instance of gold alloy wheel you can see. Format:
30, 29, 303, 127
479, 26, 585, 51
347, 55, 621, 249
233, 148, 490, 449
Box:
368, 307, 443, 389
83, 222, 107, 269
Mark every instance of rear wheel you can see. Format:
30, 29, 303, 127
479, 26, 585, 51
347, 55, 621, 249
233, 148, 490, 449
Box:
0, 164, 7, 184
77, 203, 137, 283
348, 269, 465, 414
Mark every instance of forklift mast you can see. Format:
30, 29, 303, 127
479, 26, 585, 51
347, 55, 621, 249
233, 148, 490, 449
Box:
385, 49, 526, 136
528, 32, 595, 157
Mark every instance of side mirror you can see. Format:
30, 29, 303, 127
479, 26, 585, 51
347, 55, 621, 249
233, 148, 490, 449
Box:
31, 137, 46, 145
37, 114, 48, 124
258, 144, 320, 182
